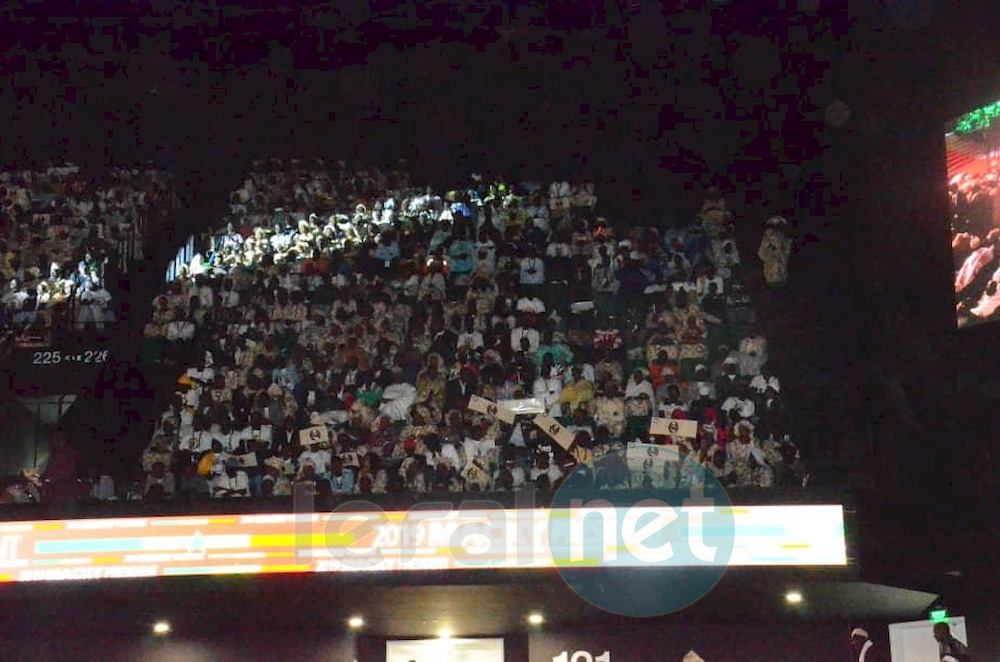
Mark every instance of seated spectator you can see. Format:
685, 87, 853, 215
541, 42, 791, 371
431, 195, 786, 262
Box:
1, 164, 174, 340
144, 461, 176, 498
109, 163, 803, 505
212, 460, 250, 498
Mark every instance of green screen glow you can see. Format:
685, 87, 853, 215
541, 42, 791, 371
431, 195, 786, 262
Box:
929, 609, 948, 623
954, 99, 1000, 134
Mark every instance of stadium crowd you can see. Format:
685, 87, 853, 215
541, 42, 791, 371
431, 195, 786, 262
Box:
951, 167, 1000, 326
3, 159, 807, 504
0, 164, 173, 338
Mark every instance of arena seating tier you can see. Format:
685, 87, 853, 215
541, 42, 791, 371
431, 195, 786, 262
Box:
0, 164, 174, 343
3, 159, 806, 504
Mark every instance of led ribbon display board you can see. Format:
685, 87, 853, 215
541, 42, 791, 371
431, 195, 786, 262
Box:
0, 505, 847, 582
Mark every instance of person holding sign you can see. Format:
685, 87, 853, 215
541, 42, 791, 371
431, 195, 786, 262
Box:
467, 393, 516, 425
533, 413, 576, 451
650, 415, 699, 440
460, 458, 491, 491
211, 460, 250, 498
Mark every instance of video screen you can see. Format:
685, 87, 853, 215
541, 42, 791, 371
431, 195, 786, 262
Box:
0, 505, 847, 583
949, 97, 1000, 328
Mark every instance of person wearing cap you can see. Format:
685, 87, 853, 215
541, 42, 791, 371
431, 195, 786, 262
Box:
716, 354, 745, 400
850, 627, 887, 662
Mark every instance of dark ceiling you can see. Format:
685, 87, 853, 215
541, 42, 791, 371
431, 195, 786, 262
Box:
0, 568, 936, 639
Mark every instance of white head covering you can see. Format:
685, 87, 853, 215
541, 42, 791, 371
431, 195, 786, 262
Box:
851, 628, 869, 639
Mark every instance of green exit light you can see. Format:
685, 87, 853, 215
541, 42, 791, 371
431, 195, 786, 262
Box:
929, 609, 948, 623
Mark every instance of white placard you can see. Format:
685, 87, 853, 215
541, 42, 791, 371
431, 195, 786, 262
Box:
626, 442, 681, 486
234, 452, 258, 468
498, 397, 545, 415
468, 394, 516, 424
298, 425, 329, 447
650, 417, 698, 438
534, 414, 576, 450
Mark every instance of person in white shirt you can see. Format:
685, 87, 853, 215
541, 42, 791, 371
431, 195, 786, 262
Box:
419, 267, 447, 301
247, 417, 273, 447
472, 241, 496, 277
261, 467, 292, 497
749, 374, 780, 395
511, 326, 541, 354
456, 318, 484, 351
530, 453, 563, 485
211, 463, 250, 498
721, 394, 755, 420
187, 352, 215, 385
380, 376, 418, 422
166, 312, 195, 342
299, 445, 332, 476
219, 278, 240, 309
181, 419, 214, 454
196, 277, 214, 309
738, 331, 768, 377
78, 280, 113, 329
439, 438, 462, 469
212, 421, 239, 452
533, 372, 564, 417
624, 370, 655, 402
548, 180, 571, 209
462, 424, 496, 462
519, 251, 545, 286
2, 279, 29, 311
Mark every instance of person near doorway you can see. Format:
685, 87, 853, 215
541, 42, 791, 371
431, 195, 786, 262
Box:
933, 622, 970, 661
850, 627, 887, 662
